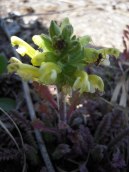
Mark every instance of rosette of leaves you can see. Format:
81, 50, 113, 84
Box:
8, 18, 120, 94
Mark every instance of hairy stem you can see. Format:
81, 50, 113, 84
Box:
59, 92, 67, 123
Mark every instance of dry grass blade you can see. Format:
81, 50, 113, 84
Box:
119, 84, 127, 107
0, 108, 27, 172
111, 75, 128, 107
111, 81, 123, 103
0, 119, 20, 150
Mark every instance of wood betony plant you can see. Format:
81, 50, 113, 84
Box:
7, 18, 119, 125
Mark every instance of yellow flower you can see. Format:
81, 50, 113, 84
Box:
88, 74, 104, 93
39, 62, 61, 84
8, 57, 40, 81
73, 71, 90, 94
9, 57, 22, 64
11, 36, 39, 58
31, 53, 46, 66
32, 35, 45, 49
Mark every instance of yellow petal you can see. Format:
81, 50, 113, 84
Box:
9, 57, 22, 64
11, 36, 39, 58
73, 71, 90, 94
88, 74, 104, 92
17, 63, 40, 81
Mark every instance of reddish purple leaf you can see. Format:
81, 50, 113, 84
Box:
32, 118, 58, 135
38, 102, 49, 114
33, 82, 58, 109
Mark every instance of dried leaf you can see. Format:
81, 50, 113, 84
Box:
111, 81, 122, 103
119, 84, 127, 107
32, 118, 58, 135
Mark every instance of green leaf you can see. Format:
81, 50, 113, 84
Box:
62, 24, 73, 40
69, 41, 81, 54
60, 18, 70, 31
68, 41, 84, 65
39, 34, 54, 51
79, 35, 92, 46
63, 64, 76, 75
68, 49, 84, 65
71, 35, 76, 40
49, 21, 61, 38
0, 54, 8, 75
0, 98, 16, 112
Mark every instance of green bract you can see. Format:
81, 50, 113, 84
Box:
8, 18, 120, 94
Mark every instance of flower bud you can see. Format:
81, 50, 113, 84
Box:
49, 21, 61, 38
62, 24, 73, 40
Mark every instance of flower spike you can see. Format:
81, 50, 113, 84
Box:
8, 18, 120, 93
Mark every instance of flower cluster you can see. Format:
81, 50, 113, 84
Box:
8, 18, 119, 94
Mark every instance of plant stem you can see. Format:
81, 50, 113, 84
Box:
63, 94, 67, 123
56, 86, 60, 111
59, 92, 67, 123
